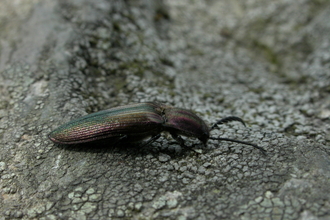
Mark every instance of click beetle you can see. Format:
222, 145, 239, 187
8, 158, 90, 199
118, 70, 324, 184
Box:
49, 102, 266, 155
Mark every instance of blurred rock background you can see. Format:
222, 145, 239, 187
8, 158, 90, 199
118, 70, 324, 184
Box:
0, 0, 329, 219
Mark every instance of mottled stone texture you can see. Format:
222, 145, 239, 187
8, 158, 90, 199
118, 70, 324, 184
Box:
0, 0, 330, 219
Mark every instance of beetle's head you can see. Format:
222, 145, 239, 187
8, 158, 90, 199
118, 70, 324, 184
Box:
163, 107, 210, 145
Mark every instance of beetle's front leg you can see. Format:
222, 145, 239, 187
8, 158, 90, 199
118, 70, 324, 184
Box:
169, 132, 197, 152
170, 132, 185, 146
139, 134, 162, 148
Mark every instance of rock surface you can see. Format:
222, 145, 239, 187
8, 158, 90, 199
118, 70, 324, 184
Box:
0, 0, 329, 219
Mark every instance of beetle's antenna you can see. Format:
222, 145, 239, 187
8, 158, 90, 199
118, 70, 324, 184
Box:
209, 137, 267, 155
211, 116, 246, 130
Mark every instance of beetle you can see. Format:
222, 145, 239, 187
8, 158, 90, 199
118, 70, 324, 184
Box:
49, 102, 266, 155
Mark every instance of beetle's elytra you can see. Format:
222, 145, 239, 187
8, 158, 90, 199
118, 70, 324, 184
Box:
49, 102, 266, 155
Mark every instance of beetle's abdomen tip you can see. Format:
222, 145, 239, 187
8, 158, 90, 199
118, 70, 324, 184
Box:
48, 132, 61, 144
48, 128, 74, 144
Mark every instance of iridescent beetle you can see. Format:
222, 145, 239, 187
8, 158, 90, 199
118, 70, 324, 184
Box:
49, 102, 266, 155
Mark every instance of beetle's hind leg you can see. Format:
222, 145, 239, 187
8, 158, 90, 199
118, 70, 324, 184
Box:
111, 135, 129, 147
210, 116, 246, 130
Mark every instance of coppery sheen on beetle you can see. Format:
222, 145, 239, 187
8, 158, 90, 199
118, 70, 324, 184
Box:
49, 102, 266, 155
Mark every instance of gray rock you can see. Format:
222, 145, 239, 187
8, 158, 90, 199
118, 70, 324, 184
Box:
1, 0, 330, 219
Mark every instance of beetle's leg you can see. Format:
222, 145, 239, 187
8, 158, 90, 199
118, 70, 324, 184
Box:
211, 116, 246, 130
170, 132, 185, 146
209, 137, 267, 156
139, 134, 162, 148
112, 135, 128, 147
170, 132, 197, 152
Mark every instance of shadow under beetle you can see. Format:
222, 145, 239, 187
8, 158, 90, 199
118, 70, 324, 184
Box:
49, 102, 266, 155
